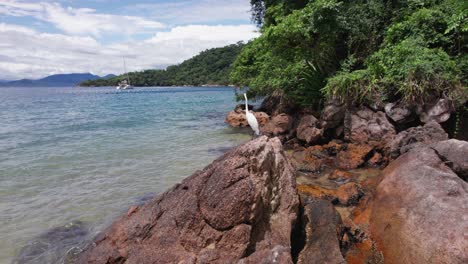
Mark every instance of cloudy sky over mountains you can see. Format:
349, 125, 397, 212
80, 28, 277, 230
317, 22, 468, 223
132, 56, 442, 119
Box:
0, 0, 259, 80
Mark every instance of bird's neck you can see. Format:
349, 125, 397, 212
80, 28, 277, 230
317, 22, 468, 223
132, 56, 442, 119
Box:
245, 99, 249, 112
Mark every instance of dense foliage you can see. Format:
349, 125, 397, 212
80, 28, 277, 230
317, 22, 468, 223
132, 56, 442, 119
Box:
234, 0, 467, 107
80, 43, 244, 87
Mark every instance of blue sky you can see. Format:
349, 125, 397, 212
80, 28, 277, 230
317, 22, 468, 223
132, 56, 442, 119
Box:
0, 0, 258, 79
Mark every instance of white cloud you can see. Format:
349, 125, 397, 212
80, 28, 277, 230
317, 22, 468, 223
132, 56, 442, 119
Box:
0, 0, 165, 36
129, 0, 252, 24
0, 23, 259, 80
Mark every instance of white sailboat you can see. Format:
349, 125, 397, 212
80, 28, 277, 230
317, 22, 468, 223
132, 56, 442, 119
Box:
116, 57, 133, 90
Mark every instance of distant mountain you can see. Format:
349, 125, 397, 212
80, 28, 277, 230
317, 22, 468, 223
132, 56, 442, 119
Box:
0, 73, 114, 87
80, 42, 245, 87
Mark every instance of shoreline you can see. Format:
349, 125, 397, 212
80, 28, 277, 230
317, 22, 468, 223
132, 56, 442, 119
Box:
71, 92, 467, 263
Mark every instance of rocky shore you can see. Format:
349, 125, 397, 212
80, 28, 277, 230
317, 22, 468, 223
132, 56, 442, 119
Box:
72, 92, 467, 263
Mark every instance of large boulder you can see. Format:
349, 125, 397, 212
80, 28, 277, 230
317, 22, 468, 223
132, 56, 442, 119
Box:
297, 197, 345, 264
261, 113, 293, 136
344, 107, 396, 147
320, 99, 346, 129
296, 115, 323, 144
370, 146, 468, 264
225, 110, 269, 127
387, 121, 448, 158
76, 136, 299, 264
417, 98, 453, 123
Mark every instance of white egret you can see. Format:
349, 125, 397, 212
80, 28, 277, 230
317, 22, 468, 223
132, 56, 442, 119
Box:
244, 93, 260, 136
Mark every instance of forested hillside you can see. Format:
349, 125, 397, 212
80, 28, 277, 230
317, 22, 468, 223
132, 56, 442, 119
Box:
231, 0, 466, 108
80, 43, 244, 87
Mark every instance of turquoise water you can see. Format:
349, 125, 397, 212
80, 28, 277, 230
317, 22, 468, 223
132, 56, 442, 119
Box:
0, 87, 250, 263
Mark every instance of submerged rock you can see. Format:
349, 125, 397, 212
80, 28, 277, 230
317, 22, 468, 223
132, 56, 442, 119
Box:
371, 146, 468, 264
76, 136, 299, 264
14, 221, 89, 264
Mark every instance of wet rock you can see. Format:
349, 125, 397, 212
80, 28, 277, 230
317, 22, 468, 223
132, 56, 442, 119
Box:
298, 183, 363, 207
297, 185, 337, 201
370, 147, 468, 264
417, 98, 453, 123
367, 152, 383, 167
297, 115, 323, 144
328, 170, 353, 182
225, 110, 269, 127
321, 99, 346, 129
387, 121, 448, 158
322, 140, 344, 156
384, 102, 414, 124
335, 144, 373, 170
344, 107, 396, 147
76, 136, 299, 264
297, 197, 345, 264
336, 182, 363, 206
432, 139, 468, 181
15, 221, 89, 264
261, 113, 293, 136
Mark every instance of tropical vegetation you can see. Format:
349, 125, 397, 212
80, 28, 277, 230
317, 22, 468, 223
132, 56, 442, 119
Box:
231, 0, 467, 108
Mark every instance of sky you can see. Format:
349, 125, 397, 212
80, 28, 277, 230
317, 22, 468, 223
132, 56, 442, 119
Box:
0, 0, 259, 80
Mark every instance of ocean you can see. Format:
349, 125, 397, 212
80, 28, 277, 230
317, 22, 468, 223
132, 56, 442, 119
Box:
0, 86, 250, 263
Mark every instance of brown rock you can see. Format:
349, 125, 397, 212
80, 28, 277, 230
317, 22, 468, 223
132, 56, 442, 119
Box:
297, 198, 345, 264
225, 110, 247, 127
344, 107, 396, 147
335, 144, 373, 170
253, 111, 269, 126
261, 113, 293, 136
76, 136, 299, 264
297, 115, 323, 144
387, 121, 448, 158
225, 110, 269, 127
336, 182, 363, 206
370, 147, 468, 264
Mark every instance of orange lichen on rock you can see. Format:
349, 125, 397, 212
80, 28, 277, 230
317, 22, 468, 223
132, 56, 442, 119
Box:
336, 144, 373, 170
297, 184, 336, 200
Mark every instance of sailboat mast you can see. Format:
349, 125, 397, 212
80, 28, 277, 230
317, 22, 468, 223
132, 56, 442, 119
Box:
123, 56, 131, 85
